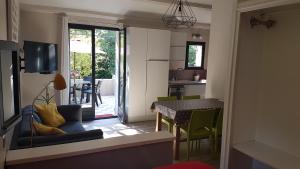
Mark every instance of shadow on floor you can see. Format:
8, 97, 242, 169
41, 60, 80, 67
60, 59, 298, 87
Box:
83, 118, 220, 169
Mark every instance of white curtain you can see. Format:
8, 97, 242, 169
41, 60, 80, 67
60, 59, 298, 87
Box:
60, 14, 70, 105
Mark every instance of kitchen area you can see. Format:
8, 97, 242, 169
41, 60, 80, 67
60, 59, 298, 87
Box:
168, 29, 209, 99
126, 27, 210, 122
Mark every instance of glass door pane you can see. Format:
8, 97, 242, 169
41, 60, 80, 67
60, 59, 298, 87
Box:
69, 27, 95, 119
118, 29, 127, 123
94, 29, 117, 119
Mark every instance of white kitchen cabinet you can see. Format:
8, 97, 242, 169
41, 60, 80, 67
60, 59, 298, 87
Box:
147, 29, 170, 60
0, 0, 7, 40
145, 61, 169, 120
170, 46, 186, 61
126, 27, 147, 122
171, 31, 187, 46
126, 27, 170, 122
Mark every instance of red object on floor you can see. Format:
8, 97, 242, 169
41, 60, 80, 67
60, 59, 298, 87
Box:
95, 114, 114, 119
153, 161, 215, 169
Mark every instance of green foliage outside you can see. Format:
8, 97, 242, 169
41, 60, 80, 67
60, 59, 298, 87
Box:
70, 29, 116, 79
188, 45, 197, 67
95, 30, 116, 79
70, 53, 92, 78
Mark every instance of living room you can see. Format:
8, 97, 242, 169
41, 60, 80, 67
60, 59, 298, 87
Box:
1, 0, 300, 169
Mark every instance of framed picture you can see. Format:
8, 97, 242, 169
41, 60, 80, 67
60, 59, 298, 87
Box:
7, 0, 19, 43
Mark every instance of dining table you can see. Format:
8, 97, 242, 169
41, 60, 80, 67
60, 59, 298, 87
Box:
151, 98, 224, 160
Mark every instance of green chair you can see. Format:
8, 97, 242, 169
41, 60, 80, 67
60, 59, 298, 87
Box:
157, 96, 177, 133
181, 95, 201, 100
212, 109, 223, 153
180, 109, 217, 160
181, 95, 201, 149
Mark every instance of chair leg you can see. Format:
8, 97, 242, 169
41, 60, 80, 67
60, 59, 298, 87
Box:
187, 137, 190, 160
80, 92, 84, 104
74, 91, 77, 104
95, 96, 99, 107
86, 93, 90, 103
98, 93, 103, 104
167, 123, 172, 133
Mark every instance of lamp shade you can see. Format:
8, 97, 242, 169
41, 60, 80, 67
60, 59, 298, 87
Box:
53, 73, 66, 90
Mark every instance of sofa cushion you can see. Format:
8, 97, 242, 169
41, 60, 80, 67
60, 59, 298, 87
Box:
33, 121, 66, 136
59, 122, 85, 133
34, 103, 66, 127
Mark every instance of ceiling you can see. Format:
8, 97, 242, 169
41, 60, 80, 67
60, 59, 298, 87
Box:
19, 0, 212, 25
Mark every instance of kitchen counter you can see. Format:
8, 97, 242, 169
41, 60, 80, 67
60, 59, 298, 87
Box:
169, 79, 207, 86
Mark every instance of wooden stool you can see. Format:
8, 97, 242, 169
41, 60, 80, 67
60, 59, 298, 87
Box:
153, 161, 215, 169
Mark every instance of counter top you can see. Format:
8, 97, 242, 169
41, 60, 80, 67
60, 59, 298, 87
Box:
169, 79, 206, 86
6, 131, 174, 165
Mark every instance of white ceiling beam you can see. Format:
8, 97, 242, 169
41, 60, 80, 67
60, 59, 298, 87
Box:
148, 0, 212, 9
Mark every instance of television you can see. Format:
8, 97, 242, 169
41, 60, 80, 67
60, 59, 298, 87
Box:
0, 41, 21, 135
23, 41, 58, 74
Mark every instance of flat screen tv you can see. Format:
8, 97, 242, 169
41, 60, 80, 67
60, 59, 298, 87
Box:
23, 41, 58, 74
0, 41, 21, 135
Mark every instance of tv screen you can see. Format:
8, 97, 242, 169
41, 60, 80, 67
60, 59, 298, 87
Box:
24, 41, 58, 73
0, 41, 21, 134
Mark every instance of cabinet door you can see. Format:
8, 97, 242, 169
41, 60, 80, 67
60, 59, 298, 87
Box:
147, 29, 170, 60
171, 32, 187, 46
0, 0, 7, 40
126, 27, 147, 122
145, 61, 169, 119
170, 46, 186, 61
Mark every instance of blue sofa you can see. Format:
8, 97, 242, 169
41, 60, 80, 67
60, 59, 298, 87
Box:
11, 105, 103, 149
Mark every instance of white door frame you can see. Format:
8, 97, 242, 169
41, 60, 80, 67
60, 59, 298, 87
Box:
220, 0, 300, 169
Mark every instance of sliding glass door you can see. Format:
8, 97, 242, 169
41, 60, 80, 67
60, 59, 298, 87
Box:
68, 24, 127, 122
118, 28, 127, 123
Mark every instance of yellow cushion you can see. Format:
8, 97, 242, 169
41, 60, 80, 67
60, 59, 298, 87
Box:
33, 121, 66, 136
34, 103, 65, 127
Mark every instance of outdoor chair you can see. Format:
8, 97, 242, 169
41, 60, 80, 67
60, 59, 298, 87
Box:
80, 80, 103, 107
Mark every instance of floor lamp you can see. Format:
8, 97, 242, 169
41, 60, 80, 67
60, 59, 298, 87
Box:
30, 73, 67, 146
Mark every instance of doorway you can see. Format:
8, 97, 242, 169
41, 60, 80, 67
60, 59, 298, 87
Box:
68, 24, 126, 122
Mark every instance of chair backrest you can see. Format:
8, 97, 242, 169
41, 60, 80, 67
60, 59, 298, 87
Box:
181, 95, 201, 100
157, 96, 177, 101
188, 109, 218, 133
83, 76, 92, 83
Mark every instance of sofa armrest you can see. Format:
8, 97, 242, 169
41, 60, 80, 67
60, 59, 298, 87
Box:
57, 105, 82, 122
16, 129, 103, 149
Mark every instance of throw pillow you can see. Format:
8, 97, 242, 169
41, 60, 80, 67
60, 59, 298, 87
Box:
33, 121, 66, 135
34, 102, 66, 127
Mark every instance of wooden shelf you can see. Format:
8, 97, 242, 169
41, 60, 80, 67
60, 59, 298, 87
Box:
233, 141, 300, 169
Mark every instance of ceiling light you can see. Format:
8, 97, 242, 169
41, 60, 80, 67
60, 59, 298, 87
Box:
162, 0, 197, 28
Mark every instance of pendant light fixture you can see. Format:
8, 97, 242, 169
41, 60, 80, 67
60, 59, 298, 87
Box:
162, 0, 197, 28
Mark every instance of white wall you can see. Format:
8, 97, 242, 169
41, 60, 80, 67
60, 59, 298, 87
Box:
255, 7, 300, 157
19, 10, 61, 107
231, 12, 263, 145
205, 0, 238, 99
0, 0, 7, 40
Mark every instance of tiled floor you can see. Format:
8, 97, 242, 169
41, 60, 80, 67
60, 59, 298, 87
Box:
83, 118, 220, 168
71, 95, 116, 117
